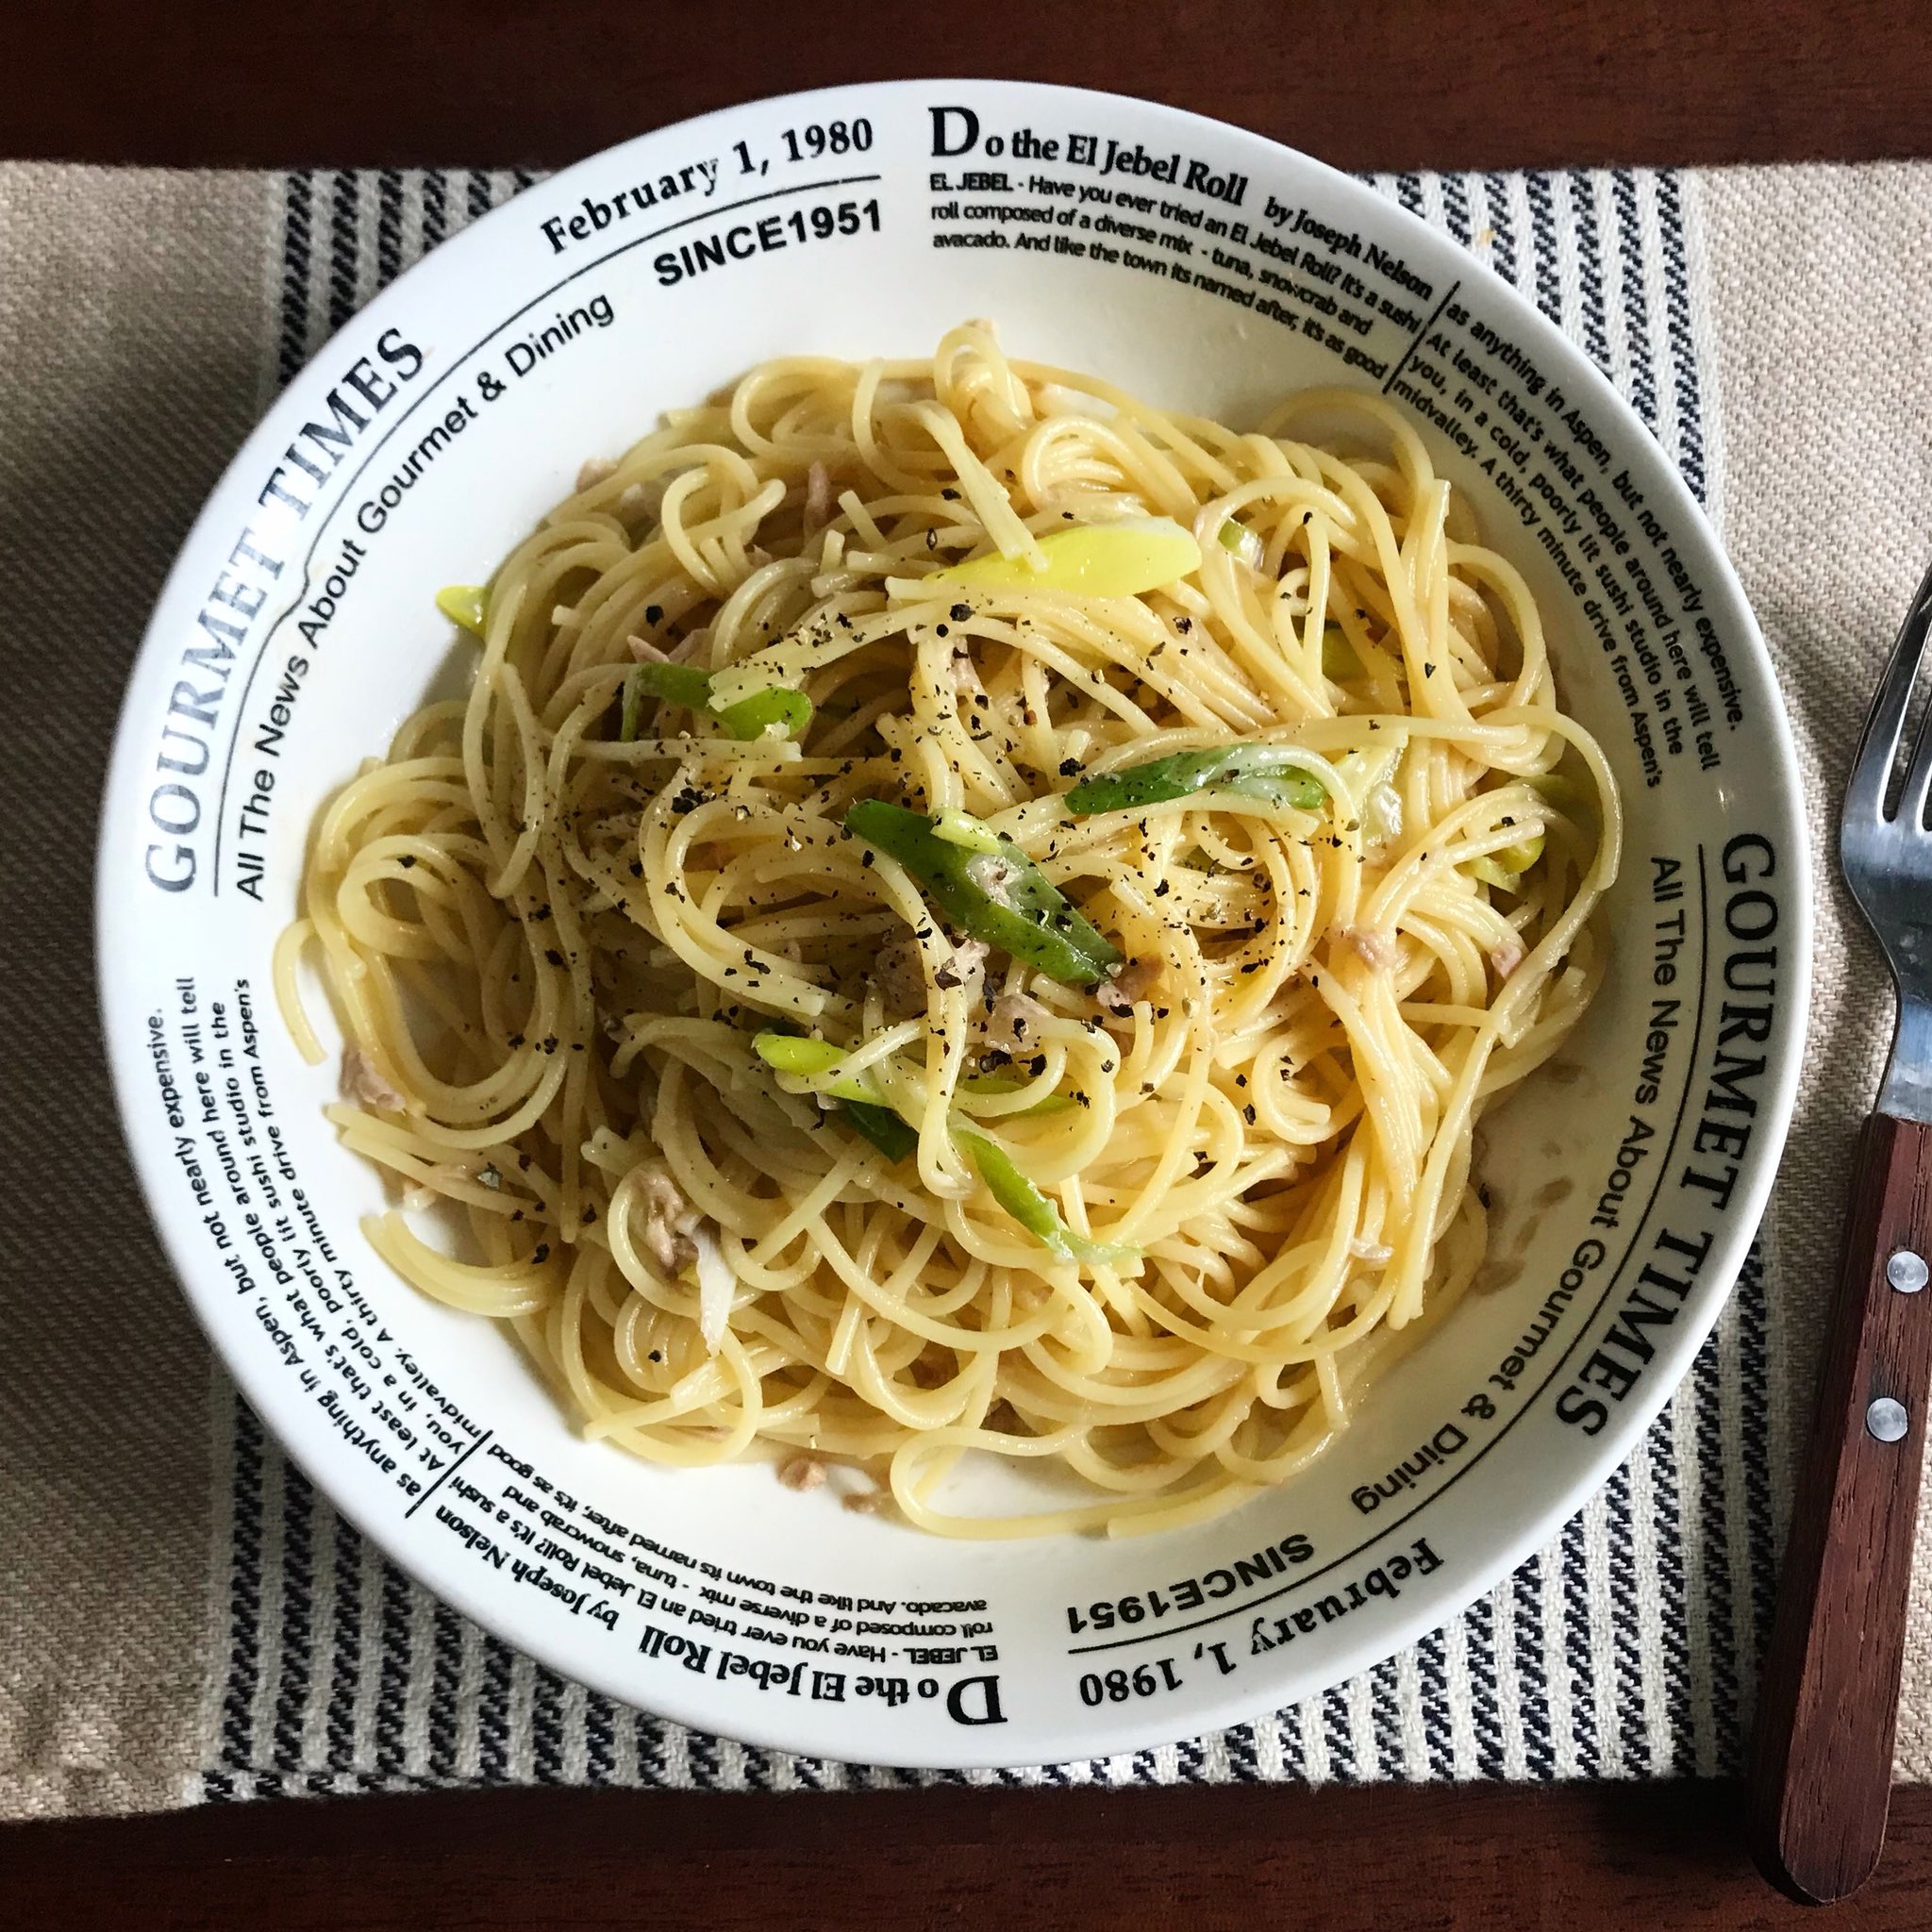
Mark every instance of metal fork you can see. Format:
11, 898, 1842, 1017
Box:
1750, 558, 1932, 1905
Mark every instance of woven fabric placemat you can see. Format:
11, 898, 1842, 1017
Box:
4, 158, 1928, 1819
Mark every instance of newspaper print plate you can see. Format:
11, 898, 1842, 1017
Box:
98, 83, 1807, 1768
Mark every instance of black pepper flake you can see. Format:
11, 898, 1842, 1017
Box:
1028, 1054, 1047, 1075
541, 1035, 558, 1053
1240, 960, 1262, 974
532, 1242, 551, 1263
648, 1348, 663, 1362
1242, 1103, 1257, 1124
936, 624, 949, 638
1175, 616, 1193, 634
644, 605, 663, 625
1424, 662, 1437, 679
544, 948, 564, 966
1058, 758, 1080, 776
950, 603, 972, 622
629, 859, 644, 877
507, 1033, 525, 1048
941, 488, 960, 501
1154, 881, 1171, 897
398, 854, 417, 869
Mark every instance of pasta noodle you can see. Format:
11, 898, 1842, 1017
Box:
281, 323, 1621, 1538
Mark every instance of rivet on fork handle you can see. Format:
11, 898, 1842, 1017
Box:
1866, 1397, 1909, 1442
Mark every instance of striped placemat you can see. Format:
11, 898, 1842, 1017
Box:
5, 156, 1924, 1815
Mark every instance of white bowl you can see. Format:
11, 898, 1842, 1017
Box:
97, 81, 1808, 1767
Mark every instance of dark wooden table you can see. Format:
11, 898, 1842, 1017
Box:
11, 3, 1932, 1924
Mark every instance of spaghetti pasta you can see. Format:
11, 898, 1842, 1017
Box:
282, 323, 1621, 1538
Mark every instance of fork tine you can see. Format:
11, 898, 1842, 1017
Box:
1905, 676, 1932, 832
1845, 558, 1932, 830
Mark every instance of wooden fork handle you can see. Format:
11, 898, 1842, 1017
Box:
1749, 1112, 1932, 1904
